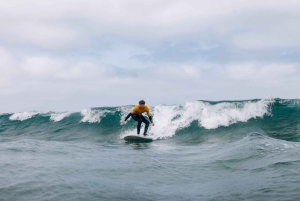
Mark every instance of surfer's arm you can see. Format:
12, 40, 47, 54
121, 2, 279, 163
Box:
146, 108, 153, 123
124, 105, 138, 121
149, 115, 153, 123
124, 113, 132, 121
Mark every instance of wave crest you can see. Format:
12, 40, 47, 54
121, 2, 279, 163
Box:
9, 111, 39, 121
50, 112, 71, 122
80, 109, 113, 123
150, 99, 273, 139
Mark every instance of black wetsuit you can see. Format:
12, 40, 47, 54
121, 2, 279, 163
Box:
125, 113, 152, 135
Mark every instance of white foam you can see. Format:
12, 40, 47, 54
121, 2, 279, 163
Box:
50, 112, 71, 122
117, 105, 133, 123
147, 99, 273, 139
198, 100, 271, 129
9, 111, 39, 121
120, 129, 139, 139
80, 109, 112, 123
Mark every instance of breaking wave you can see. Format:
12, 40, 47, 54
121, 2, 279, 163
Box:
1, 98, 300, 142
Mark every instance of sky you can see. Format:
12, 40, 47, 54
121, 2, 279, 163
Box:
0, 0, 300, 112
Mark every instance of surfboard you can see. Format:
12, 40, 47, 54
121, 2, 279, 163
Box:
124, 135, 153, 143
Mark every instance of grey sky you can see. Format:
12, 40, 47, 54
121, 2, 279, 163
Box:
0, 0, 300, 112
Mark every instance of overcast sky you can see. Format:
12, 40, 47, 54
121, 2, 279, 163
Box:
0, 0, 300, 112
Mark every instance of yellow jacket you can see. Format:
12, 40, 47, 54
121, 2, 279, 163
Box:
131, 104, 151, 117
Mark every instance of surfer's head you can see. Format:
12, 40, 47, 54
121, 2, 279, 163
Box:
139, 100, 145, 108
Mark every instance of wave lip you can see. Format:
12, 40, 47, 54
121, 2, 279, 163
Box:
199, 99, 272, 129
80, 109, 113, 123
50, 112, 72, 122
150, 99, 273, 139
9, 111, 40, 121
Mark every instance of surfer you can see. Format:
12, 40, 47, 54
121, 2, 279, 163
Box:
122, 100, 154, 136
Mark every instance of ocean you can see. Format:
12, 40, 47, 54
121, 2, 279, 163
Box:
1, 98, 300, 201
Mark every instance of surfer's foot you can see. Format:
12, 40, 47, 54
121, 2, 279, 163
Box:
137, 134, 140, 136
143, 134, 148, 137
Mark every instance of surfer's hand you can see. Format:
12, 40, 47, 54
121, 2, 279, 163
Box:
121, 121, 126, 125
152, 122, 155, 126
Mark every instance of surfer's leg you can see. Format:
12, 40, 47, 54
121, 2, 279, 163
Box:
141, 116, 150, 135
137, 121, 142, 134
131, 114, 142, 134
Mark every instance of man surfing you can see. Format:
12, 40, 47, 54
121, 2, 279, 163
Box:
122, 100, 154, 136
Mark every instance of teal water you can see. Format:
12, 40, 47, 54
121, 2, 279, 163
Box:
1, 99, 300, 201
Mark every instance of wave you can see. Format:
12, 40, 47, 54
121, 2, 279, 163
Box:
9, 111, 40, 121
80, 109, 114, 123
50, 112, 72, 122
149, 99, 273, 139
1, 98, 300, 142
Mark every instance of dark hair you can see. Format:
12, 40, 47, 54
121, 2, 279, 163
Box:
139, 100, 145, 104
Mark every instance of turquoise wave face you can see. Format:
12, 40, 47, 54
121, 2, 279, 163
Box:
1, 98, 300, 143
